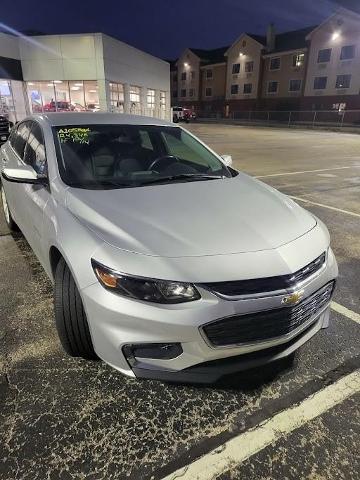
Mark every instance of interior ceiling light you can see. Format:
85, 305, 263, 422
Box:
53, 80, 63, 84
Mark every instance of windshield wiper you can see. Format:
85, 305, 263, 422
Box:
69, 180, 133, 189
140, 173, 225, 186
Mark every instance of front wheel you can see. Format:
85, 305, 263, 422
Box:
1, 184, 18, 231
54, 258, 98, 360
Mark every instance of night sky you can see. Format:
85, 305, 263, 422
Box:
0, 0, 357, 59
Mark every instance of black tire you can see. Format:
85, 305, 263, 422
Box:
54, 257, 98, 360
1, 184, 19, 232
173, 115, 179, 123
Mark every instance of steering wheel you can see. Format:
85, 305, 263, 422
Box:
147, 155, 179, 172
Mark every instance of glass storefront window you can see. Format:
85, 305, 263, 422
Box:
109, 82, 124, 112
84, 81, 99, 111
147, 89, 155, 109
160, 91, 166, 110
26, 81, 99, 113
129, 85, 141, 114
69, 81, 86, 111
0, 80, 15, 122
27, 81, 44, 113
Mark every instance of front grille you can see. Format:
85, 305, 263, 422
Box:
202, 281, 334, 347
201, 252, 326, 297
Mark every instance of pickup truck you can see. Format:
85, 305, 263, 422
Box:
172, 106, 196, 123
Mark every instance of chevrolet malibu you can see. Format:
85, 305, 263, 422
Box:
0, 113, 338, 383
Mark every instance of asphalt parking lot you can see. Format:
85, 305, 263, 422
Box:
1, 123, 359, 480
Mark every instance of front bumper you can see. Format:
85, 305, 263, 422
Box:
81, 248, 338, 382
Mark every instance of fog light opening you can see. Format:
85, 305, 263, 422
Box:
123, 343, 183, 367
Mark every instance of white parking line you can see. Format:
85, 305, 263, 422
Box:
162, 370, 360, 480
331, 302, 360, 325
290, 196, 360, 218
256, 166, 360, 178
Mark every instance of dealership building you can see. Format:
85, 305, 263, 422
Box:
0, 32, 170, 123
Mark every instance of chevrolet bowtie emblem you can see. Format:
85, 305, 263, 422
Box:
282, 290, 305, 306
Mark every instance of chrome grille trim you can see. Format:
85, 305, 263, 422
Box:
201, 281, 334, 348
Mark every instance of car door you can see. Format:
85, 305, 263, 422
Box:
20, 121, 50, 264
2, 121, 32, 230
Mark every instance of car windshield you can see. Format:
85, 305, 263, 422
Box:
53, 124, 232, 189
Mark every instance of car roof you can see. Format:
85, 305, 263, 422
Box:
29, 112, 174, 127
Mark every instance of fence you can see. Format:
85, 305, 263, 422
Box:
197, 110, 360, 129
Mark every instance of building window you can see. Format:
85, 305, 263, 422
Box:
26, 80, 99, 113
314, 76, 327, 90
267, 81, 279, 94
160, 91, 166, 109
129, 85, 140, 104
289, 79, 302, 92
232, 63, 240, 74
336, 74, 351, 89
270, 57, 281, 70
293, 53, 305, 67
147, 89, 155, 109
205, 87, 212, 97
245, 61, 254, 72
189, 88, 194, 97
180, 89, 186, 97
109, 82, 125, 112
318, 48, 331, 63
243, 83, 252, 94
230, 84, 239, 95
84, 81, 99, 111
190, 71, 195, 80
340, 45, 355, 60
181, 72, 186, 81
173, 91, 178, 98
206, 69, 213, 78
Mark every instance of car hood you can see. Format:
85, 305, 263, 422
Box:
65, 174, 316, 258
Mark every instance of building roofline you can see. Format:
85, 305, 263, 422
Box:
305, 7, 360, 40
225, 32, 265, 56
262, 47, 308, 58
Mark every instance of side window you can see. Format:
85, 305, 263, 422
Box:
23, 122, 47, 175
139, 130, 154, 151
9, 125, 18, 148
161, 129, 219, 171
12, 122, 31, 160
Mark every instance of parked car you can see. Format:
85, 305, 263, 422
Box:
86, 103, 100, 112
173, 106, 196, 123
0, 114, 11, 145
0, 113, 338, 383
44, 101, 75, 112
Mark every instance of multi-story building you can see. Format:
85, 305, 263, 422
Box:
261, 26, 313, 110
225, 33, 265, 113
171, 47, 228, 112
303, 7, 360, 110
0, 32, 171, 122
169, 5, 360, 116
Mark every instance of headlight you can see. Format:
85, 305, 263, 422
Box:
91, 259, 200, 304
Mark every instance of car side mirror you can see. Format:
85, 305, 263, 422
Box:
1, 166, 48, 185
221, 154, 233, 167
